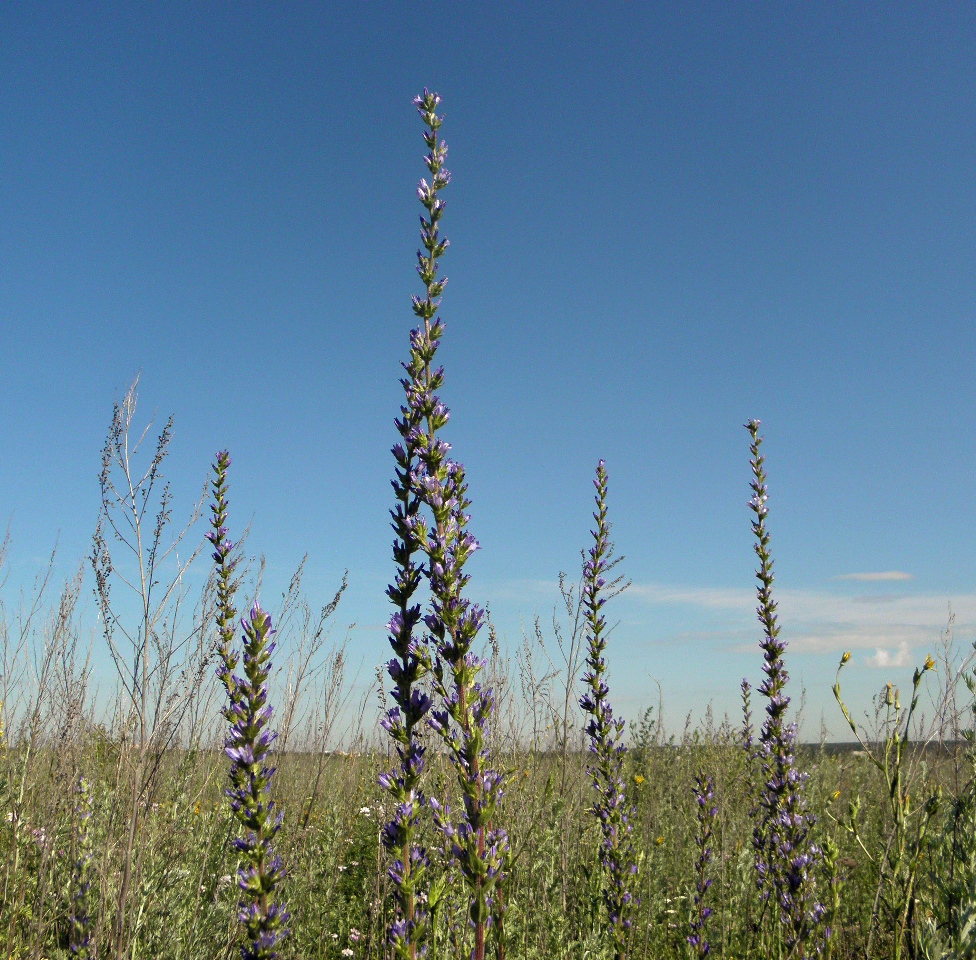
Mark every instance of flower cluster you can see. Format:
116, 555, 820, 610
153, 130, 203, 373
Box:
224, 603, 290, 960
208, 455, 289, 960
745, 420, 822, 956
578, 460, 636, 957
384, 88, 507, 960
69, 777, 94, 958
377, 88, 451, 960
688, 773, 716, 958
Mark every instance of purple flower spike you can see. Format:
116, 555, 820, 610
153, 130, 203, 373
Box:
382, 88, 507, 960
744, 422, 822, 956
69, 777, 94, 958
209, 454, 288, 959
688, 773, 716, 958
380, 87, 460, 960
224, 603, 290, 960
579, 461, 637, 960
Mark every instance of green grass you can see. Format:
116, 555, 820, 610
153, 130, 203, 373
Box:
2, 712, 972, 959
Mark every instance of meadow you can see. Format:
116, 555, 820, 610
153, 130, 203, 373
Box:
2, 91, 976, 960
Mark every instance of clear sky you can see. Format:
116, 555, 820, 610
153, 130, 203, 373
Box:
3, 3, 975, 737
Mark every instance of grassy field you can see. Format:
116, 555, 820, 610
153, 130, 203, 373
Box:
2, 668, 974, 959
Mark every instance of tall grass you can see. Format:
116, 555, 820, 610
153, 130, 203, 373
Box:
2, 89, 975, 960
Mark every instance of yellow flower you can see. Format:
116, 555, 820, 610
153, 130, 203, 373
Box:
655, 836, 664, 846
193, 802, 201, 816
831, 790, 841, 802
924, 655, 936, 672
841, 651, 851, 665
634, 774, 645, 786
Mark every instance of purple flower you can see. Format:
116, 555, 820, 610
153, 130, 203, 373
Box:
688, 773, 716, 958
744, 421, 822, 956
209, 455, 288, 959
381, 88, 471, 960
69, 777, 94, 958
578, 461, 637, 960
223, 604, 290, 960
381, 90, 509, 960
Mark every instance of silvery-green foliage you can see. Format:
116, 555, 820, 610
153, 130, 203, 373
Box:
918, 867, 976, 960
920, 762, 976, 960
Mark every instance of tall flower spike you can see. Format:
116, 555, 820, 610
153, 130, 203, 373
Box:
745, 420, 822, 957
391, 89, 507, 960
578, 460, 636, 960
209, 456, 288, 960
379, 89, 447, 960
207, 451, 241, 712
688, 773, 717, 958
69, 777, 95, 958
224, 604, 290, 960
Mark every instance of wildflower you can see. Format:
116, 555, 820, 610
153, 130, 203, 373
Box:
634, 774, 645, 786
342, 950, 354, 957
222, 604, 290, 959
656, 837, 664, 846
69, 777, 94, 958
578, 461, 637, 959
379, 88, 448, 960
207, 451, 241, 712
383, 89, 507, 960
209, 455, 289, 960
744, 421, 822, 956
687, 773, 717, 958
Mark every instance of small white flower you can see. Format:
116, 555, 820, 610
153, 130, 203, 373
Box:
342, 950, 354, 957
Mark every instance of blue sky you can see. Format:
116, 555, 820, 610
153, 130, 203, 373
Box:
2, 3, 975, 737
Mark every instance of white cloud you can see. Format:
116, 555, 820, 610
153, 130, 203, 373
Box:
832, 571, 914, 582
624, 581, 971, 657
866, 642, 912, 669
629, 583, 757, 612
